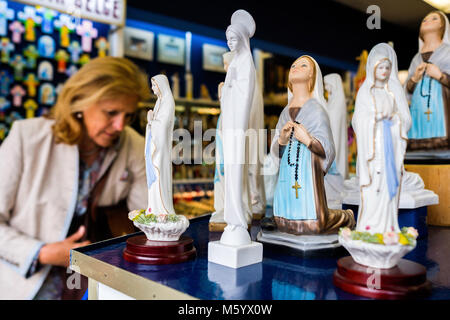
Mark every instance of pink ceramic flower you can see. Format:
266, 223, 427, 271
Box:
365, 226, 371, 231
406, 227, 419, 239
341, 227, 352, 241
383, 231, 399, 245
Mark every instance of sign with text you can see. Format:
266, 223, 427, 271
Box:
15, 0, 125, 26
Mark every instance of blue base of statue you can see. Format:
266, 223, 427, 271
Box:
342, 204, 428, 239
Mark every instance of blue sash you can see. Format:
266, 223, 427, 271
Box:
383, 119, 399, 200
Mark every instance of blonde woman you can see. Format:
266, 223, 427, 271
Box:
0, 57, 151, 300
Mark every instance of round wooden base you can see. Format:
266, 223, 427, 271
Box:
123, 235, 196, 265
333, 256, 431, 299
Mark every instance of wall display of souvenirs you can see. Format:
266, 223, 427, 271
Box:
0, 1, 110, 143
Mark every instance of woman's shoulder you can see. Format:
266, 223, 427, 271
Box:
120, 126, 145, 153
9, 117, 55, 141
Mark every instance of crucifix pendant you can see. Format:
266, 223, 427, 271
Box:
424, 109, 432, 122
292, 181, 301, 199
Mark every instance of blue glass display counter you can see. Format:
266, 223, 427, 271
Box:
70, 215, 450, 300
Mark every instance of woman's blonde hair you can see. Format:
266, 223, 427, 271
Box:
288, 55, 316, 93
49, 56, 151, 145
419, 11, 446, 42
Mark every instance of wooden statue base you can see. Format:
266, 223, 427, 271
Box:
123, 235, 196, 265
333, 256, 431, 299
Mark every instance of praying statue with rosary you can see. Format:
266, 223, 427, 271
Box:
269, 55, 354, 235
406, 10, 450, 150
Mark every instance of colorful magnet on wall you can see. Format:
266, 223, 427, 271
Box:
18, 6, 42, 42
24, 44, 39, 68
37, 61, 53, 81
54, 14, 75, 48
65, 65, 78, 77
39, 83, 55, 106
10, 54, 26, 81
55, 83, 64, 95
55, 49, 69, 73
23, 98, 38, 118
9, 21, 25, 44
0, 70, 13, 96
79, 53, 90, 66
0, 1, 14, 37
37, 7, 56, 34
24, 73, 39, 97
0, 37, 14, 63
0, 96, 11, 112
68, 40, 82, 63
95, 37, 109, 58
76, 20, 98, 52
38, 35, 55, 58
10, 85, 26, 107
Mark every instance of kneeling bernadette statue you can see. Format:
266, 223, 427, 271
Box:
270, 55, 355, 235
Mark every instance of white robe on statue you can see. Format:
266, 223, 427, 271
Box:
146, 75, 176, 215
221, 12, 256, 235
352, 43, 411, 234
324, 73, 348, 179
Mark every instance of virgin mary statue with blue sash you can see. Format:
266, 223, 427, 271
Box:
405, 11, 450, 150
353, 43, 411, 234
270, 55, 354, 235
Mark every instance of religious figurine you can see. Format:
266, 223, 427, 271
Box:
39, 83, 55, 105
18, 6, 42, 42
10, 85, 25, 107
23, 73, 39, 97
324, 73, 348, 179
23, 98, 38, 118
268, 55, 354, 235
0, 37, 14, 63
10, 54, 26, 81
55, 49, 69, 73
54, 14, 75, 48
68, 40, 82, 63
24, 44, 39, 68
9, 21, 24, 44
76, 20, 98, 53
0, 1, 14, 37
406, 11, 450, 150
340, 43, 416, 268
95, 37, 109, 58
208, 10, 263, 270
0, 70, 13, 96
38, 35, 55, 58
37, 7, 56, 34
127, 75, 189, 241
37, 61, 53, 81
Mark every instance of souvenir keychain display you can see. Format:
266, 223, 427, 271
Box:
0, 1, 110, 143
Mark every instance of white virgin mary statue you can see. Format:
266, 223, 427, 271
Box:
220, 10, 257, 246
145, 74, 176, 215
324, 73, 348, 179
353, 43, 411, 234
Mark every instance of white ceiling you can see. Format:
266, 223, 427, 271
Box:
332, 0, 442, 29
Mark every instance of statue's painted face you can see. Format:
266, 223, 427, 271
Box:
289, 57, 314, 87
375, 59, 391, 83
226, 30, 241, 52
420, 12, 443, 36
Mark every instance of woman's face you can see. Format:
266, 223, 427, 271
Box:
82, 95, 138, 147
375, 60, 391, 83
226, 30, 241, 52
289, 57, 314, 87
420, 13, 443, 36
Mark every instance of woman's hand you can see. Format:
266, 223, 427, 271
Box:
38, 226, 91, 268
147, 110, 154, 123
293, 123, 313, 147
425, 63, 443, 81
411, 62, 427, 83
278, 121, 295, 145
